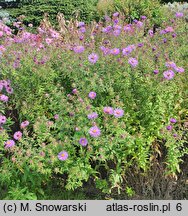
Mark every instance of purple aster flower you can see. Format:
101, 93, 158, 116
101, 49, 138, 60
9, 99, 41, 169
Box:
122, 46, 132, 56
113, 12, 119, 17
113, 29, 121, 36
58, 151, 68, 161
163, 38, 167, 43
128, 57, 138, 68
0, 94, 8, 102
165, 61, 176, 69
148, 30, 154, 37
78, 21, 85, 27
113, 19, 119, 24
174, 67, 184, 73
87, 112, 98, 120
160, 30, 166, 35
110, 48, 120, 55
102, 26, 113, 33
153, 69, 159, 74
113, 108, 124, 118
163, 70, 175, 80
141, 15, 147, 20
138, 43, 144, 48
175, 12, 183, 18
13, 131, 22, 140
170, 118, 177, 123
113, 25, 122, 30
104, 15, 111, 22
172, 33, 177, 38
88, 53, 99, 64
166, 125, 173, 131
136, 21, 143, 28
88, 91, 96, 99
0, 115, 7, 124
5, 140, 15, 148
173, 133, 178, 137
73, 45, 85, 53
103, 107, 114, 115
72, 88, 78, 94
20, 120, 29, 128
79, 27, 86, 33
79, 138, 88, 146
89, 126, 101, 137
100, 46, 110, 55
124, 25, 132, 32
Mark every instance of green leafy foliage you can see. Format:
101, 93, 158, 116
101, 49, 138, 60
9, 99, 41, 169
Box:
6, 0, 99, 27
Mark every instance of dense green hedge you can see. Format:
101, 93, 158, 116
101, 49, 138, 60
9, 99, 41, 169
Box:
7, 0, 99, 26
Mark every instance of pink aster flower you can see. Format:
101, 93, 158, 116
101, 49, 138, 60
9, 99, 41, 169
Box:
54, 114, 59, 120
0, 115, 6, 124
13, 131, 22, 140
88, 91, 96, 99
88, 53, 99, 64
89, 126, 101, 137
128, 57, 138, 68
113, 108, 124, 118
58, 151, 68, 161
73, 45, 85, 53
5, 140, 15, 148
20, 120, 29, 129
0, 31, 3, 37
163, 70, 175, 80
45, 38, 53, 45
174, 67, 184, 73
5, 87, 13, 94
175, 12, 183, 18
0, 94, 8, 102
165, 26, 174, 33
103, 107, 114, 115
79, 138, 88, 146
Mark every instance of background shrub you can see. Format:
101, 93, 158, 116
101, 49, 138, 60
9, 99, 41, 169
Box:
97, 0, 166, 25
6, 0, 99, 27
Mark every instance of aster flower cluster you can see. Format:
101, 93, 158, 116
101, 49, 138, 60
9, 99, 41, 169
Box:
163, 61, 184, 80
4, 120, 29, 149
0, 79, 13, 102
166, 118, 178, 137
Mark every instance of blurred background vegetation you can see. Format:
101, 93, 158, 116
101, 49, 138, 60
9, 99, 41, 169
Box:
0, 0, 186, 28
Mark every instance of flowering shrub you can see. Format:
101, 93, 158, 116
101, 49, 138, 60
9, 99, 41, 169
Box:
0, 9, 188, 199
